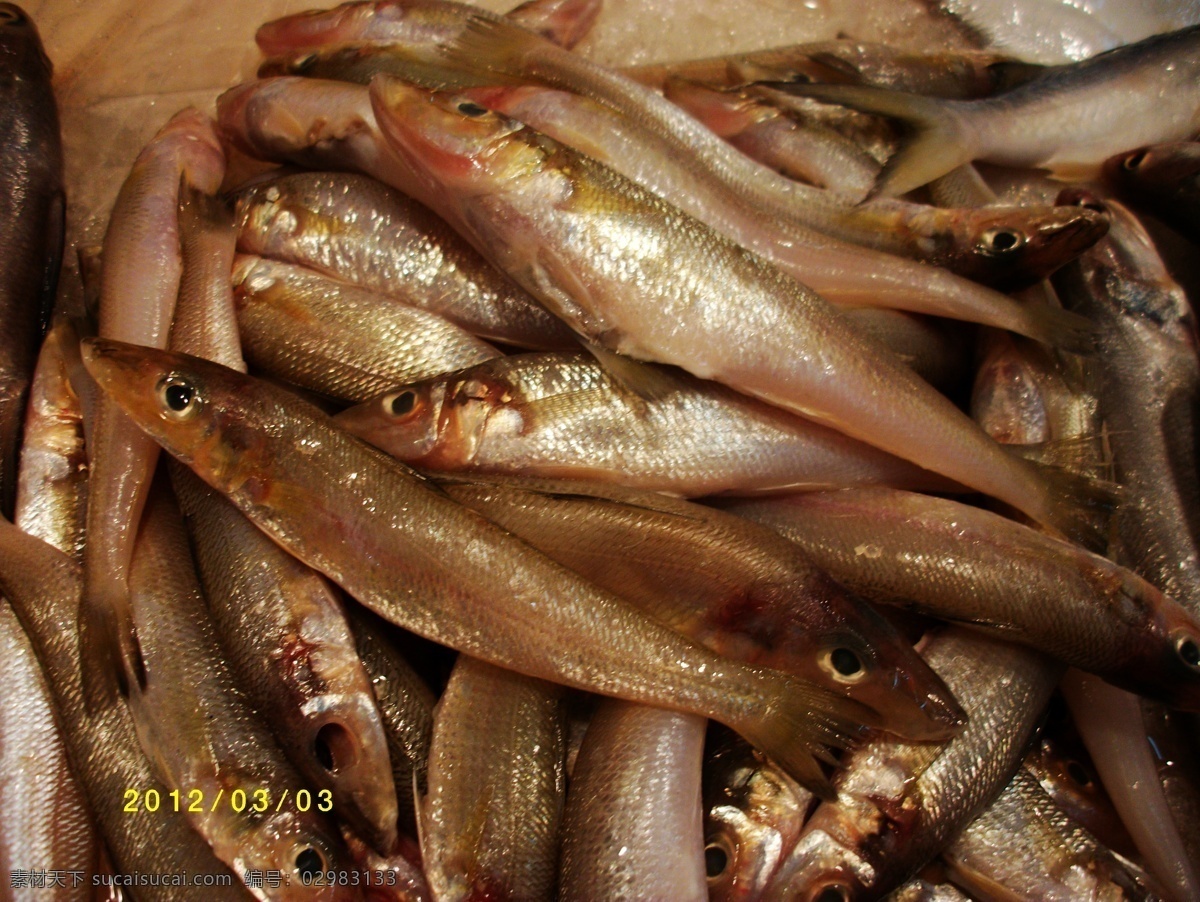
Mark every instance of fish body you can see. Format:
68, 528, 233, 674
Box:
0, 3, 62, 518
81, 338, 878, 798
232, 254, 502, 403
558, 699, 705, 901
421, 656, 564, 901
334, 351, 957, 497
368, 77, 1106, 544
234, 172, 574, 350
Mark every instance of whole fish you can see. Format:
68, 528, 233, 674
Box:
764, 628, 1062, 900
367, 76, 1110, 545
1052, 193, 1200, 614
81, 338, 879, 798
234, 172, 575, 350
941, 768, 1157, 901
1102, 142, 1200, 242
126, 483, 360, 899
425, 473, 964, 740
728, 488, 1200, 710
702, 729, 813, 902
82, 107, 225, 700
786, 25, 1200, 197
558, 699, 706, 901
0, 519, 251, 900
0, 2, 63, 519
421, 656, 564, 901
334, 351, 958, 497
232, 254, 502, 403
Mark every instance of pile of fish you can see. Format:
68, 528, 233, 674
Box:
4, 0, 1200, 898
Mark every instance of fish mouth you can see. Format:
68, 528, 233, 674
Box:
853, 660, 966, 742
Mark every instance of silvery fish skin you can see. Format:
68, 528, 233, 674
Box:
14, 318, 89, 561
622, 40, 1036, 98
334, 351, 958, 498
942, 768, 1158, 901
126, 484, 359, 900
343, 603, 435, 836
0, 3, 62, 520
421, 656, 564, 902
5, 319, 96, 899
728, 488, 1200, 710
83, 107, 225, 697
1052, 193, 1200, 615
702, 730, 813, 902
765, 628, 1062, 900
172, 467, 401, 855
449, 79, 1094, 347
1102, 142, 1200, 242
367, 78, 1104, 545
0, 519, 250, 901
558, 700, 706, 902
790, 25, 1200, 197
81, 339, 877, 798
427, 473, 964, 741
232, 254, 502, 403
234, 173, 575, 350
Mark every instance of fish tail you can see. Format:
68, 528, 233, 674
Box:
506, 0, 604, 50
765, 83, 976, 199
1027, 458, 1121, 552
737, 674, 881, 802
78, 583, 145, 713
1020, 302, 1099, 354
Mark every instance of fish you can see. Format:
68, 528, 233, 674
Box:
82, 107, 225, 701
0, 518, 251, 900
728, 488, 1200, 711
0, 2, 63, 519
367, 76, 1110, 545
125, 482, 360, 898
838, 309, 972, 393
424, 473, 964, 740
558, 699, 706, 901
702, 729, 813, 902
81, 338, 880, 798
231, 254, 502, 403
764, 628, 1062, 899
783, 25, 1200, 197
333, 351, 959, 498
1102, 141, 1200, 242
420, 655, 565, 901
942, 768, 1157, 902
234, 172, 576, 350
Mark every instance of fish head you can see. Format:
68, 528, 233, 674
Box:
79, 339, 284, 499
704, 731, 813, 901
1147, 590, 1200, 712
0, 4, 50, 70
336, 377, 460, 465
226, 808, 359, 901
369, 76, 549, 196
760, 819, 872, 902
1103, 142, 1200, 195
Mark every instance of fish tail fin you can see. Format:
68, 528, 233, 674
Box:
1020, 302, 1098, 354
1026, 457, 1121, 552
765, 83, 976, 199
737, 674, 881, 802
506, 0, 604, 50
438, 14, 557, 84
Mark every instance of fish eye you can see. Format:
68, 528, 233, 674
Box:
0, 6, 25, 24
704, 836, 733, 882
456, 100, 490, 118
385, 389, 418, 418
1175, 632, 1200, 670
820, 647, 867, 684
294, 846, 325, 880
155, 375, 201, 420
1064, 759, 1093, 788
811, 884, 851, 902
1122, 150, 1147, 171
979, 227, 1024, 255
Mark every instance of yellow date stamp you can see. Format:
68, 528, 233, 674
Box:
123, 787, 333, 815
